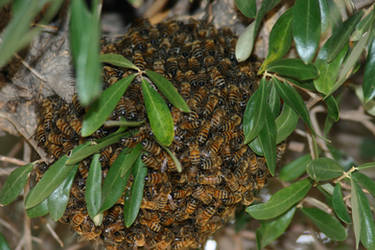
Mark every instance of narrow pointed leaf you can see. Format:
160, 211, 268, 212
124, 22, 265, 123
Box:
268, 84, 281, 117
163, 146, 183, 173
145, 70, 191, 112
273, 78, 314, 132
141, 79, 174, 146
25, 155, 76, 209
324, 96, 339, 121
292, 0, 321, 63
258, 106, 277, 176
235, 22, 256, 62
235, 0, 256, 18
81, 74, 136, 137
260, 8, 293, 72
249, 138, 264, 156
26, 199, 48, 218
275, 104, 299, 144
99, 53, 139, 71
301, 207, 347, 241
357, 161, 375, 170
254, 0, 282, 40
256, 207, 296, 249
363, 37, 375, 102
267, 58, 318, 81
351, 178, 361, 249
318, 11, 363, 62
307, 157, 344, 181
318, 0, 329, 33
100, 148, 133, 212
246, 179, 312, 220
124, 156, 147, 227
332, 184, 351, 224
351, 11, 375, 41
47, 165, 78, 221
279, 154, 311, 182
120, 144, 142, 177
352, 171, 375, 197
0, 232, 10, 250
0, 163, 33, 206
85, 154, 102, 220
243, 78, 268, 144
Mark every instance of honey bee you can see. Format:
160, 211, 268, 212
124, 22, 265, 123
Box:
70, 119, 82, 135
36, 124, 46, 146
179, 82, 191, 99
133, 229, 146, 247
223, 192, 242, 205
205, 39, 215, 55
124, 97, 137, 120
166, 57, 178, 77
100, 146, 113, 164
105, 205, 122, 225
133, 52, 146, 70
188, 142, 200, 165
222, 144, 231, 162
232, 145, 248, 163
185, 198, 198, 215
142, 139, 161, 155
72, 94, 84, 114
172, 238, 195, 250
192, 186, 212, 204
107, 223, 125, 243
145, 172, 168, 186
207, 187, 229, 199
218, 58, 231, 72
155, 184, 171, 209
208, 136, 224, 155
188, 57, 201, 72
109, 148, 122, 166
130, 31, 146, 51
141, 152, 160, 170
139, 217, 161, 232
83, 227, 102, 240
56, 118, 74, 137
197, 120, 211, 144
140, 199, 159, 210
210, 108, 225, 127
115, 97, 127, 116
228, 84, 241, 105
210, 67, 225, 88
198, 173, 223, 185
48, 143, 63, 158
256, 170, 267, 189
242, 190, 254, 206
249, 153, 259, 174
203, 94, 219, 116
172, 186, 192, 199
277, 142, 287, 162
78, 161, 89, 178
153, 60, 165, 75
72, 212, 86, 226
203, 55, 215, 67
196, 205, 217, 224
200, 155, 222, 171
160, 213, 174, 226
223, 170, 240, 192
179, 120, 200, 130
220, 114, 241, 131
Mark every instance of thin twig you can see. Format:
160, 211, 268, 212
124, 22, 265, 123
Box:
0, 155, 28, 166
46, 222, 64, 247
310, 105, 333, 158
14, 54, 47, 83
304, 197, 333, 214
23, 142, 32, 250
0, 167, 17, 176
15, 236, 25, 250
0, 218, 20, 236
340, 107, 375, 136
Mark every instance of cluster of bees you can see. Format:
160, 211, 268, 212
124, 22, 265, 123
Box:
34, 19, 285, 249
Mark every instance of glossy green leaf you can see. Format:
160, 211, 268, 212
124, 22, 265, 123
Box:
301, 207, 347, 241
273, 78, 313, 132
141, 79, 174, 146
351, 178, 375, 249
318, 0, 329, 33
100, 148, 133, 213
85, 154, 102, 220
235, 0, 256, 18
357, 161, 375, 170
124, 156, 147, 227
145, 70, 191, 112
307, 157, 344, 181
162, 146, 183, 173
243, 78, 268, 144
26, 199, 48, 218
47, 164, 77, 221
0, 163, 33, 206
81, 74, 136, 136
120, 144, 142, 177
351, 178, 361, 249
351, 10, 375, 41
258, 105, 277, 176
332, 184, 351, 224
99, 53, 139, 71
254, 0, 282, 40
275, 104, 299, 144
325, 96, 339, 121
292, 0, 321, 63
267, 58, 319, 81
354, 84, 375, 116
249, 137, 264, 156
279, 154, 311, 182
25, 155, 75, 209
246, 179, 312, 220
363, 37, 375, 102
0, 232, 10, 250
352, 171, 375, 197
318, 10, 363, 62
256, 207, 296, 250
70, 0, 101, 106
268, 84, 280, 117
235, 22, 256, 62
314, 46, 347, 95
260, 9, 293, 73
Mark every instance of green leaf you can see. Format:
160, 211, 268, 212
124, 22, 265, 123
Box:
246, 179, 312, 220
324, 96, 339, 121
26, 199, 48, 218
235, 0, 256, 18
332, 184, 352, 224
0, 163, 33, 206
258, 105, 277, 176
81, 74, 136, 137
300, 207, 347, 241
0, 232, 10, 250
162, 146, 183, 173
235, 22, 256, 62
313, 45, 347, 95
260, 8, 293, 72
256, 207, 296, 249
120, 144, 142, 177
357, 161, 375, 170
249, 138, 264, 156
100, 148, 133, 212
47, 164, 77, 221
292, 0, 321, 63
268, 84, 281, 117
124, 156, 147, 227
363, 37, 375, 102
243, 78, 268, 144
352, 171, 375, 197
351, 178, 375, 249
254, 0, 282, 42
145, 70, 191, 112
70, 0, 102, 106
25, 155, 75, 209
99, 53, 139, 71
141, 79, 174, 146
267, 58, 319, 81
318, 10, 363, 62
279, 154, 311, 182
306, 157, 344, 181
318, 0, 330, 33
273, 78, 314, 132
351, 178, 361, 249
275, 104, 299, 144
85, 154, 102, 220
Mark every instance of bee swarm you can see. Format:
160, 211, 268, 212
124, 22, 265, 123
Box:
35, 20, 281, 249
